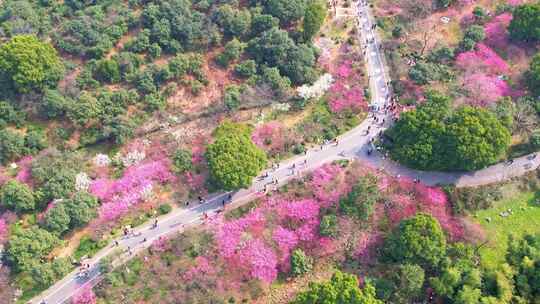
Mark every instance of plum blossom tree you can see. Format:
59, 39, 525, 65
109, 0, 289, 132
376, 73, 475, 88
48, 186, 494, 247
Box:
463, 73, 511, 106
71, 287, 96, 304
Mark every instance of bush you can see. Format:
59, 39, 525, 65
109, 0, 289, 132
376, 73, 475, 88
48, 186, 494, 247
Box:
319, 214, 338, 237
1, 180, 35, 213
339, 175, 379, 221
303, 1, 326, 41
526, 53, 540, 97
235, 60, 257, 78
216, 39, 245, 67
25, 128, 48, 153
0, 128, 26, 164
509, 3, 540, 42
291, 249, 313, 277
0, 35, 63, 93
223, 85, 243, 110
0, 101, 25, 127
159, 203, 172, 215
172, 149, 193, 173
94, 59, 121, 83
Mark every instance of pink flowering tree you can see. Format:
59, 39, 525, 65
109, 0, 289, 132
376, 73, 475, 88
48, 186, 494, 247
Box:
309, 164, 349, 207
89, 160, 175, 221
251, 122, 290, 155
456, 43, 509, 75
484, 13, 513, 49
463, 73, 511, 106
71, 287, 96, 304
0, 218, 8, 243
237, 239, 278, 283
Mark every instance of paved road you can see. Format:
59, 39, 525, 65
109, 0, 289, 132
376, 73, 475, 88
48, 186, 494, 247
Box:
29, 2, 540, 303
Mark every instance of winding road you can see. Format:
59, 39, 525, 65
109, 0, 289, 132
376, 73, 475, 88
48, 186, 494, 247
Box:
29, 1, 540, 303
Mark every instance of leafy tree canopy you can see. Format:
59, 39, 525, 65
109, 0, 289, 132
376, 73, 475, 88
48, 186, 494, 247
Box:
385, 91, 510, 171
509, 3, 540, 42
206, 121, 267, 190
0, 35, 63, 93
0, 179, 35, 213
291, 270, 383, 304
382, 213, 447, 269
6, 226, 60, 272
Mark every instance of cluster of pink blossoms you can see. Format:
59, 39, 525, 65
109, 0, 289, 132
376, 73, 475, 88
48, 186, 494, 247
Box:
71, 287, 96, 304
90, 160, 175, 221
463, 73, 511, 105
15, 156, 33, 185
0, 218, 8, 243
456, 43, 509, 75
237, 239, 278, 283
251, 122, 287, 154
328, 82, 366, 113
212, 195, 327, 283
309, 164, 349, 207
182, 256, 215, 281
484, 13, 512, 49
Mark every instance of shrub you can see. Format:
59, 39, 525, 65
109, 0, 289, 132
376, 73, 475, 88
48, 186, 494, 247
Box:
172, 149, 193, 173
339, 175, 379, 221
216, 39, 245, 67
0, 128, 26, 164
223, 85, 242, 110
234, 60, 257, 78
319, 214, 338, 237
509, 3, 540, 42
159, 203, 172, 215
0, 180, 35, 213
290, 249, 313, 277
0, 101, 25, 127
94, 59, 121, 83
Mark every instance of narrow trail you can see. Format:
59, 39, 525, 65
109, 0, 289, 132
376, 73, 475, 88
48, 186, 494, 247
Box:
30, 2, 539, 303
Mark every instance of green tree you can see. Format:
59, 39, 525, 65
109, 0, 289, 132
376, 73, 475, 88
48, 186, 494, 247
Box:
172, 149, 193, 173
291, 249, 313, 277
526, 53, 540, 97
385, 92, 510, 171
303, 1, 326, 42
0, 180, 35, 213
392, 264, 425, 302
251, 13, 279, 35
0, 35, 63, 93
235, 59, 257, 78
0, 128, 26, 164
291, 271, 383, 304
94, 59, 121, 83
216, 39, 245, 67
213, 5, 252, 38
445, 106, 511, 171
223, 85, 243, 110
64, 192, 99, 228
260, 66, 291, 96
265, 0, 306, 25
206, 122, 267, 190
509, 4, 540, 42
43, 203, 71, 234
6, 226, 60, 272
383, 213, 447, 269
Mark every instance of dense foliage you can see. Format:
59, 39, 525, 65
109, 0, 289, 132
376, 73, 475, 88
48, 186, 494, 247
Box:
0, 35, 63, 93
206, 122, 267, 190
385, 92, 511, 171
509, 3, 540, 42
291, 271, 383, 304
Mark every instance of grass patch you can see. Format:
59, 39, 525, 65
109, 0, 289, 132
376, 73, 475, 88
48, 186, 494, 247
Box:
474, 190, 540, 270
73, 236, 109, 260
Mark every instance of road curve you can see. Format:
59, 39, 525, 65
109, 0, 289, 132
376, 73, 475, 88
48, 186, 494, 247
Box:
29, 2, 540, 303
